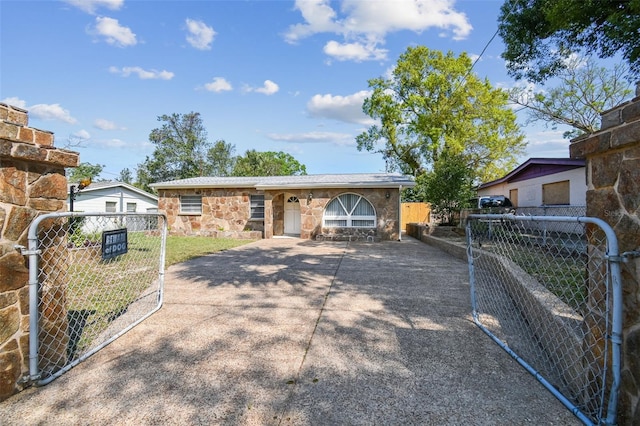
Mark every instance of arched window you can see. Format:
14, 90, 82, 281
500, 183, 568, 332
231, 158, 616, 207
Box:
323, 193, 376, 227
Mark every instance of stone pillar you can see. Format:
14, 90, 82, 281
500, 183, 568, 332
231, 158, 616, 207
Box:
570, 83, 640, 424
0, 103, 79, 401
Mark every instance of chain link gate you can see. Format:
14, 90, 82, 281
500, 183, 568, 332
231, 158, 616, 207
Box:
20, 212, 167, 386
465, 214, 622, 425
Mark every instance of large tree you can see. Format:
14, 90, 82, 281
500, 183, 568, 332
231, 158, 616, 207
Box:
509, 57, 634, 139
498, 0, 640, 83
356, 46, 526, 184
207, 140, 237, 177
232, 150, 307, 177
137, 112, 212, 190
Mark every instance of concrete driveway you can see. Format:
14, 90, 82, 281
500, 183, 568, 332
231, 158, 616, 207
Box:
0, 237, 579, 425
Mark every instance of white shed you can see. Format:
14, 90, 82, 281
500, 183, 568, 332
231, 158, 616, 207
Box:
477, 158, 586, 207
67, 181, 158, 213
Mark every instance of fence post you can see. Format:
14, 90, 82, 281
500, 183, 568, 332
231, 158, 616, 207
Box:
570, 86, 640, 423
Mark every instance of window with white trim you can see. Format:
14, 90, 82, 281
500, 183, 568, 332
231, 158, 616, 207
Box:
323, 193, 376, 227
250, 194, 265, 219
180, 195, 202, 214
105, 201, 117, 213
126, 202, 137, 213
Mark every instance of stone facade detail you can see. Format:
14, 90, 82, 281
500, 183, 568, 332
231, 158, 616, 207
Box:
570, 85, 640, 424
0, 103, 79, 401
158, 187, 401, 241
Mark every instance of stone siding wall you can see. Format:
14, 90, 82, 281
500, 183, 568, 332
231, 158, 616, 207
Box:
570, 85, 640, 424
158, 187, 265, 239
0, 103, 79, 401
159, 187, 401, 241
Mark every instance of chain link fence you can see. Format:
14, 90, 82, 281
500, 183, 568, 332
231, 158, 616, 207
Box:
466, 214, 622, 425
514, 205, 587, 217
22, 212, 167, 385
461, 206, 586, 227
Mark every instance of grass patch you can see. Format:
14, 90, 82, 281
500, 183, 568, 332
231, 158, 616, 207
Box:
165, 236, 255, 266
62, 233, 256, 359
508, 247, 587, 311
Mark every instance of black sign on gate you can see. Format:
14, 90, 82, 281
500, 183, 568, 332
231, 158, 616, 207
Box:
102, 228, 128, 260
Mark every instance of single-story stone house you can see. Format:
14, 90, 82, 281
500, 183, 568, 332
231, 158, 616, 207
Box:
150, 173, 415, 241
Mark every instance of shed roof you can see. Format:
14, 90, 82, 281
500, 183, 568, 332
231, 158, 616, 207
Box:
477, 158, 585, 190
67, 181, 158, 201
150, 173, 415, 190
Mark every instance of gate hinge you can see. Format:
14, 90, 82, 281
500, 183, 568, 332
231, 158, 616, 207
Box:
14, 245, 41, 256
607, 250, 640, 263
18, 373, 41, 385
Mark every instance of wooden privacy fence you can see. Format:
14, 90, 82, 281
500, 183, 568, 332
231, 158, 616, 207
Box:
401, 202, 430, 230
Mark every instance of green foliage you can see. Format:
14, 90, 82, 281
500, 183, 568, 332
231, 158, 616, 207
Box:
67, 218, 101, 248
117, 167, 133, 184
136, 112, 308, 190
232, 150, 307, 177
356, 46, 525, 184
137, 112, 211, 190
509, 57, 634, 138
420, 151, 475, 225
207, 140, 237, 177
67, 162, 104, 183
498, 0, 640, 82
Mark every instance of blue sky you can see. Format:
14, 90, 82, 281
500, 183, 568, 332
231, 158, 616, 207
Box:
2, 0, 580, 181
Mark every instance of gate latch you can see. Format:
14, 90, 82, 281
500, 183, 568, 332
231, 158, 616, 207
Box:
622, 250, 640, 261
14, 245, 40, 256
608, 250, 640, 263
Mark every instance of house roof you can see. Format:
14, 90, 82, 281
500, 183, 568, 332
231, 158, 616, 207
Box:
150, 173, 416, 190
67, 181, 158, 201
477, 158, 585, 190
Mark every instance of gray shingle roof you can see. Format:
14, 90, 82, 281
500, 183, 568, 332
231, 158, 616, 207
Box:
150, 173, 415, 189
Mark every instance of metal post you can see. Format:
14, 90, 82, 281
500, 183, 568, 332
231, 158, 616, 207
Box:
69, 185, 76, 212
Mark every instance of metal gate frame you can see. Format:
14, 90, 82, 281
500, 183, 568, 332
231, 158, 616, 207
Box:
465, 214, 622, 425
20, 211, 167, 386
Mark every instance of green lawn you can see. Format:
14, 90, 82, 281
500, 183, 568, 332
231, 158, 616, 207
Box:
165, 235, 256, 266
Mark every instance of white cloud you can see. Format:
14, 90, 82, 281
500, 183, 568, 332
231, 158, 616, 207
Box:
267, 131, 355, 146
1, 97, 27, 109
185, 19, 216, 50
502, 81, 542, 110
29, 103, 77, 124
468, 53, 481, 64
245, 80, 279, 95
72, 129, 91, 140
92, 17, 137, 47
102, 138, 127, 148
284, 0, 342, 43
109, 66, 174, 80
256, 80, 279, 95
307, 90, 375, 125
93, 118, 123, 130
0, 97, 78, 124
285, 0, 472, 61
323, 40, 387, 62
525, 129, 570, 157
64, 0, 123, 14
204, 77, 232, 92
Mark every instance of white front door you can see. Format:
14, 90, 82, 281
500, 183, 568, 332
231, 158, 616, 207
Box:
284, 196, 301, 234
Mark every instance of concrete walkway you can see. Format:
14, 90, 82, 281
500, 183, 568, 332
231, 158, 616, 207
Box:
1, 237, 579, 425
